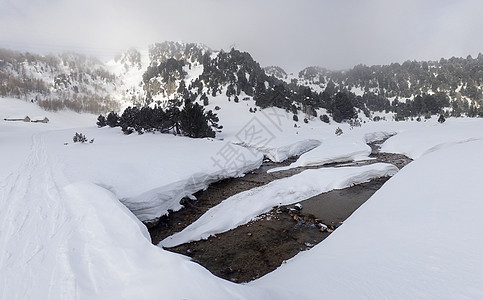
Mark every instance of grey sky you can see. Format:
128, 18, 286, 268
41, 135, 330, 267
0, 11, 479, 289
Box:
1, 0, 483, 72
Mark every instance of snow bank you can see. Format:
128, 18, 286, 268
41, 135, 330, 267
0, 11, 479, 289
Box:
381, 118, 483, 159
363, 131, 395, 144
251, 138, 483, 299
268, 135, 372, 173
60, 182, 268, 300
234, 138, 321, 162
124, 154, 262, 221
49, 131, 263, 222
160, 163, 398, 248
0, 97, 268, 299
0, 178, 266, 299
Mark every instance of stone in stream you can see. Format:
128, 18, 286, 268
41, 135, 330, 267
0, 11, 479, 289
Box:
318, 223, 328, 232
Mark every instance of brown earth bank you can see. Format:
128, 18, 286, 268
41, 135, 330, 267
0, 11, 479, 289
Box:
148, 139, 412, 283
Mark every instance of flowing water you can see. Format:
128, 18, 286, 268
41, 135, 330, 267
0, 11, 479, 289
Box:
148, 140, 412, 283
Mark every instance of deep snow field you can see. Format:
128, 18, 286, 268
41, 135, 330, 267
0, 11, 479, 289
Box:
1, 96, 483, 299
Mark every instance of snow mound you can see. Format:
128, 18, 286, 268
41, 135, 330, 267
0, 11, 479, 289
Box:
234, 138, 321, 162
160, 163, 398, 248
124, 155, 262, 221
268, 135, 372, 173
363, 131, 395, 143
380, 119, 483, 159
49, 131, 263, 222
0, 177, 265, 299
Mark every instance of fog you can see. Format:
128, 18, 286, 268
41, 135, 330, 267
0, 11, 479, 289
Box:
1, 0, 483, 72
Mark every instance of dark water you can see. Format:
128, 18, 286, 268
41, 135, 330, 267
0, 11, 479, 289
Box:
148, 140, 412, 283
166, 177, 389, 283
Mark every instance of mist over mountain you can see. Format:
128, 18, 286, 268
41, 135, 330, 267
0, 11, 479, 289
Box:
0, 48, 120, 113
1, 41, 482, 120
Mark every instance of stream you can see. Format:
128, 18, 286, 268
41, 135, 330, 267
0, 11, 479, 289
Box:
148, 139, 412, 283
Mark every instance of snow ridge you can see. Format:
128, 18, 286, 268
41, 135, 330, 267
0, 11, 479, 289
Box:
123, 155, 263, 222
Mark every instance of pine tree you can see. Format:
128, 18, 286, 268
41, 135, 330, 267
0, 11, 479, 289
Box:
179, 99, 215, 138
331, 92, 357, 123
205, 110, 223, 132
73, 132, 88, 143
164, 105, 181, 135
106, 111, 119, 127
120, 107, 139, 134
96, 114, 107, 127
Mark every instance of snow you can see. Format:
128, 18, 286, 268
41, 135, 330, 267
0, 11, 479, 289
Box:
250, 137, 483, 299
0, 97, 266, 299
209, 100, 347, 162
106, 48, 150, 109
3, 96, 483, 299
0, 99, 262, 222
55, 131, 262, 221
0, 177, 261, 299
380, 118, 483, 159
267, 135, 373, 173
235, 138, 321, 162
3, 115, 30, 120
160, 163, 398, 248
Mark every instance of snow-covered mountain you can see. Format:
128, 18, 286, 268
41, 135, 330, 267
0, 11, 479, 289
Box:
0, 48, 120, 113
1, 42, 483, 119
289, 57, 483, 117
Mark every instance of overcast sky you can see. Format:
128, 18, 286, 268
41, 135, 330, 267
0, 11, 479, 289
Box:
1, 0, 483, 72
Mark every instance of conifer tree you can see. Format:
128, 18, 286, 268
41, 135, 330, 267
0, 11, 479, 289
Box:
331, 92, 357, 123
96, 114, 107, 127
106, 111, 120, 127
179, 99, 215, 138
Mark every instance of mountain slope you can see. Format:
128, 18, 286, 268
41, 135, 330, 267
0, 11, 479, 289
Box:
0, 49, 120, 113
2, 42, 483, 120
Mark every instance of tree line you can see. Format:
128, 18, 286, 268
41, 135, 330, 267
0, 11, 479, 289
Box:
97, 99, 222, 138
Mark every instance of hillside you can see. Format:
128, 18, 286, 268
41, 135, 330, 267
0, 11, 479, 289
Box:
0, 48, 120, 113
1, 42, 483, 121
293, 55, 483, 118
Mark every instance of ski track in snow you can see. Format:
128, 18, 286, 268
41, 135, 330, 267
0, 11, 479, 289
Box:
0, 133, 78, 299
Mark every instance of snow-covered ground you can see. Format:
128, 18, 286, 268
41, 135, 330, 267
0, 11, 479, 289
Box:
50, 130, 262, 222
0, 98, 263, 222
2, 97, 483, 299
0, 97, 266, 299
380, 118, 483, 159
